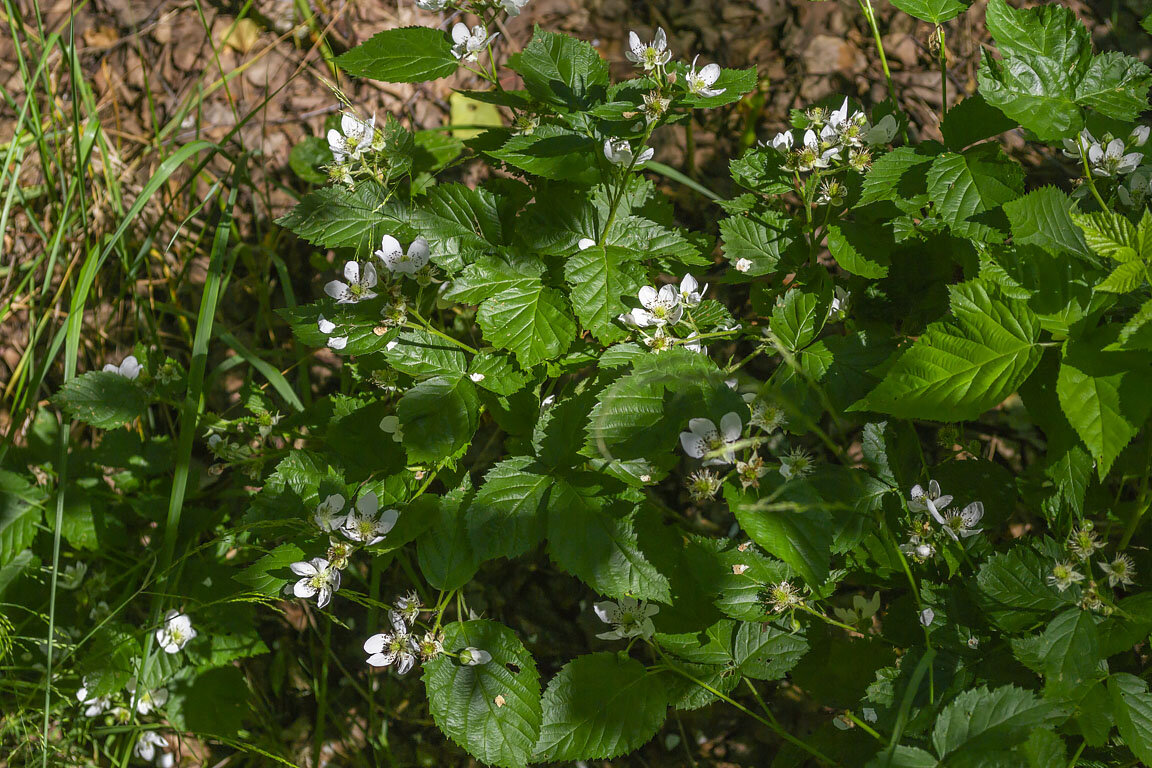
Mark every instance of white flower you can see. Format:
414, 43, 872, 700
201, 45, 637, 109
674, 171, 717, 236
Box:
375, 235, 430, 276
77, 681, 110, 717
919, 608, 934, 627
1048, 561, 1085, 592
1099, 554, 1137, 588
733, 257, 753, 273
134, 732, 169, 762
327, 113, 375, 162
1089, 138, 1142, 177
679, 412, 742, 466
341, 492, 398, 546
795, 128, 839, 171
313, 493, 347, 532
324, 261, 378, 304
594, 596, 659, 640
459, 646, 492, 666
941, 502, 984, 541
451, 23, 498, 62
829, 286, 850, 318
291, 557, 341, 608
155, 610, 196, 654
415, 0, 448, 9
1131, 125, 1150, 147
623, 284, 683, 328
379, 415, 404, 443
767, 130, 793, 153
820, 97, 870, 148
125, 677, 168, 715
865, 114, 899, 145
364, 612, 419, 674
908, 480, 952, 523
1061, 128, 1097, 158
103, 355, 142, 379
393, 590, 423, 625
625, 28, 671, 71
59, 561, 88, 590
502, 0, 531, 14
603, 138, 654, 168
685, 55, 724, 98
678, 274, 706, 306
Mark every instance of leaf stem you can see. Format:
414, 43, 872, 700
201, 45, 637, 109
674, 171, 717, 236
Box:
404, 315, 478, 355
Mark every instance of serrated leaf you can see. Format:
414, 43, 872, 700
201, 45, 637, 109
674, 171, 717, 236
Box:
931, 684, 1067, 759
827, 221, 891, 278
508, 29, 610, 110
396, 375, 480, 464
233, 543, 305, 596
1057, 330, 1152, 479
940, 93, 1018, 150
383, 328, 467, 378
771, 287, 826, 352
729, 483, 832, 587
52, 371, 149, 429
336, 26, 459, 83
1096, 260, 1146, 293
926, 144, 1024, 240
535, 653, 668, 761
1109, 673, 1152, 765
275, 181, 404, 252
478, 283, 576, 368
1036, 608, 1102, 698
976, 546, 1075, 632
1073, 210, 1142, 262
468, 350, 532, 396
0, 470, 42, 566
855, 280, 1041, 421
444, 252, 544, 304
719, 212, 797, 276
417, 480, 480, 591
424, 620, 542, 768
467, 457, 551, 562
1003, 186, 1090, 258
858, 146, 937, 206
410, 183, 504, 254
488, 124, 601, 183
564, 244, 645, 344
891, 0, 969, 23
545, 480, 670, 601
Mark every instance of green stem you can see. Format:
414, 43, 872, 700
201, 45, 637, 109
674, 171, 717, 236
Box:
403, 316, 477, 355
1077, 138, 1110, 211
599, 122, 658, 246
858, 0, 897, 104
937, 25, 948, 117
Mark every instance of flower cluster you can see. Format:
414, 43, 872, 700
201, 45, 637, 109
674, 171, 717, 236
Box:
593, 596, 659, 640
326, 112, 388, 188
617, 275, 709, 352
1046, 523, 1136, 612
767, 98, 897, 176
290, 492, 399, 609
362, 590, 490, 675
900, 479, 985, 562
1062, 127, 1147, 178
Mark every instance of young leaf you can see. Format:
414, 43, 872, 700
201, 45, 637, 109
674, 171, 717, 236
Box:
1036, 608, 1103, 697
396, 375, 480, 464
507, 29, 610, 110
535, 652, 668, 761
424, 620, 542, 768
383, 328, 468, 379
336, 27, 459, 83
728, 483, 832, 588
975, 546, 1075, 632
770, 287, 826, 352
52, 371, 149, 429
855, 280, 1042, 422
1003, 186, 1090, 259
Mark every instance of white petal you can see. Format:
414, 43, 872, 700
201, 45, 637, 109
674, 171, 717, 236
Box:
327, 336, 348, 350
378, 507, 400, 535
395, 655, 416, 675
293, 580, 318, 598
593, 600, 618, 623
578, 237, 596, 250
720, 411, 742, 442
452, 22, 470, 44
408, 237, 430, 268
363, 633, 389, 654
679, 431, 705, 458
361, 261, 378, 288
318, 316, 336, 334
290, 561, 318, 576
324, 280, 348, 301
628, 31, 644, 58
653, 27, 667, 51
699, 62, 721, 86
688, 417, 717, 437
358, 492, 379, 516
637, 147, 654, 165
656, 284, 680, 305
638, 285, 659, 309
343, 260, 360, 283
366, 652, 395, 667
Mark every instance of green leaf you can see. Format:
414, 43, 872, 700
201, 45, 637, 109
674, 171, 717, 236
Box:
424, 620, 542, 768
478, 283, 576, 368
1073, 210, 1143, 262
975, 546, 1075, 632
771, 287, 826, 352
507, 29, 610, 110
891, 0, 969, 23
679, 66, 758, 109
410, 183, 505, 254
52, 371, 149, 429
728, 483, 832, 587
1037, 608, 1102, 697
444, 252, 544, 304
1003, 186, 1090, 258
858, 146, 938, 206
940, 93, 1018, 150
535, 653, 668, 761
233, 543, 305, 597
336, 26, 459, 83
383, 328, 467, 379
0, 470, 43, 566
396, 375, 480, 464
488, 125, 601, 184
418, 479, 480, 591
827, 220, 891, 278
932, 684, 1067, 759
1057, 329, 1152, 479
925, 144, 1024, 240
565, 244, 646, 344
1109, 673, 1152, 765
1096, 260, 1147, 293
468, 350, 532, 397
978, 0, 1151, 139
855, 280, 1041, 422
467, 457, 551, 562
545, 479, 670, 601
719, 212, 797, 276
288, 135, 332, 184
275, 180, 403, 252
